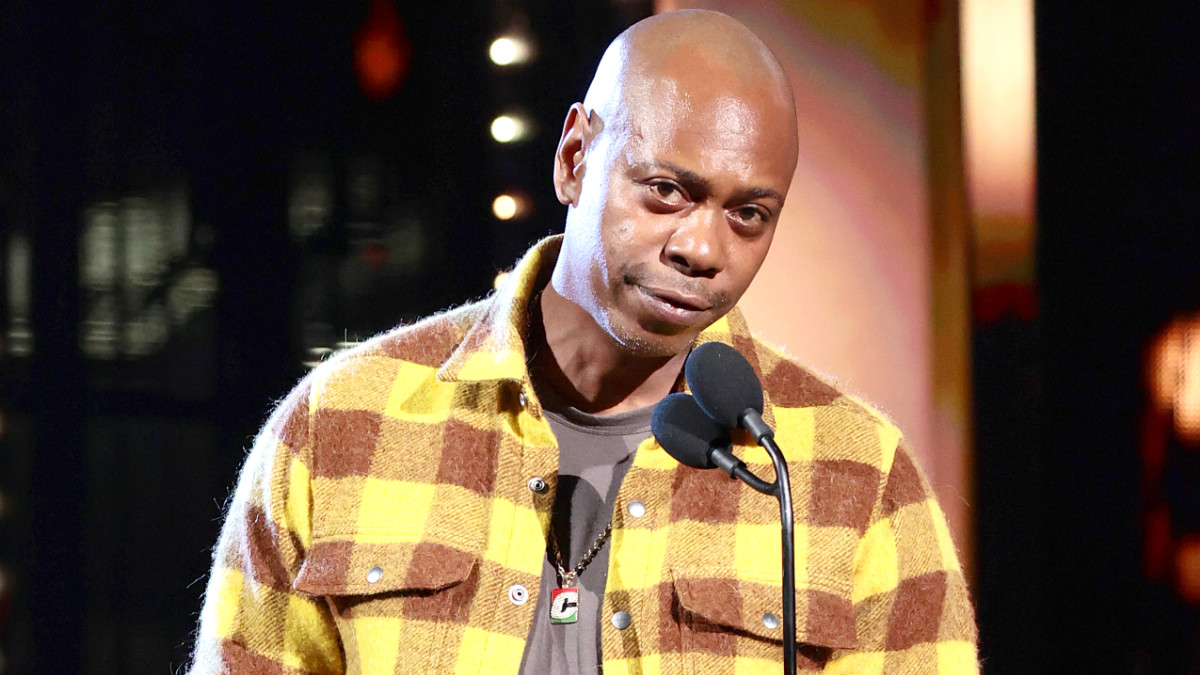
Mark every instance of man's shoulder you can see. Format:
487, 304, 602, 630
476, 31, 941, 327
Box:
345, 300, 487, 365
741, 335, 905, 487
745, 334, 899, 434
303, 298, 490, 405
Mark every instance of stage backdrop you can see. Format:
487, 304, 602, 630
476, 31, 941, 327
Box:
657, 0, 976, 565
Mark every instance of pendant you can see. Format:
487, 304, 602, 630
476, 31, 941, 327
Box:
550, 587, 580, 624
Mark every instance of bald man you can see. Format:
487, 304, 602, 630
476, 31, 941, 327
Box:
189, 10, 978, 674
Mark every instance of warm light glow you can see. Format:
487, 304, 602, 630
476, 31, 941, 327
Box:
492, 193, 531, 221
1178, 535, 1200, 603
1151, 320, 1186, 409
493, 271, 510, 290
961, 0, 1036, 286
492, 194, 518, 220
354, 0, 411, 100
962, 0, 1035, 215
1149, 316, 1200, 443
1177, 326, 1200, 443
489, 36, 531, 66
490, 115, 527, 143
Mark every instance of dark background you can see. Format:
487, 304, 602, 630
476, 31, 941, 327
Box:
1, 2, 1198, 673
0, 2, 648, 672
975, 3, 1200, 674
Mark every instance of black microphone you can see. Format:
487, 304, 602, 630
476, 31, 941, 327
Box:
683, 341, 798, 674
684, 342, 774, 443
651, 392, 731, 470
652, 393, 773, 493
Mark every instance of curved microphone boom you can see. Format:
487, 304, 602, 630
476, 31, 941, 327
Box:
651, 393, 774, 494
683, 341, 798, 675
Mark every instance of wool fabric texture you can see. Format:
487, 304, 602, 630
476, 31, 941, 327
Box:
189, 235, 979, 674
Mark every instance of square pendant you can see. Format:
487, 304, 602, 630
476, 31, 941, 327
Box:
550, 587, 580, 624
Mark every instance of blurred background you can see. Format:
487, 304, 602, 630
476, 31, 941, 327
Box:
0, 0, 1198, 673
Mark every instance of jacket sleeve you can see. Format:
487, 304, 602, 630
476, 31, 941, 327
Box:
188, 377, 344, 674
825, 439, 979, 674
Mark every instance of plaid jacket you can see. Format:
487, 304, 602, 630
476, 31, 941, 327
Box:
190, 236, 978, 674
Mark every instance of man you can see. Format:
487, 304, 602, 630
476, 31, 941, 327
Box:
189, 9, 978, 674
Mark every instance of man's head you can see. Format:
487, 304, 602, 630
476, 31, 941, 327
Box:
551, 9, 799, 358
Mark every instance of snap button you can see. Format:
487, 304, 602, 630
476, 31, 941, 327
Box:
627, 500, 646, 518
518, 390, 529, 408
528, 476, 548, 494
366, 566, 383, 584
762, 612, 780, 629
611, 610, 632, 630
508, 584, 529, 606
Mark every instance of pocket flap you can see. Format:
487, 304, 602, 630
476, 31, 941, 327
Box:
295, 537, 477, 596
671, 567, 857, 650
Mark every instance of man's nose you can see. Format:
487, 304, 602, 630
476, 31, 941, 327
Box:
662, 209, 725, 278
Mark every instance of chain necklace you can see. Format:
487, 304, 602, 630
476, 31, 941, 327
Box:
546, 520, 612, 624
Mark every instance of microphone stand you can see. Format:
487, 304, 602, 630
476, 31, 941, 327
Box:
764, 436, 796, 675
731, 414, 796, 674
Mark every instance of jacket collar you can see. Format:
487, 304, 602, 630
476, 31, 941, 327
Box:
435, 235, 777, 422
436, 236, 560, 385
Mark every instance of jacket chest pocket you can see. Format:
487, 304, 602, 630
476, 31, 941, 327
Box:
668, 567, 857, 673
294, 538, 481, 675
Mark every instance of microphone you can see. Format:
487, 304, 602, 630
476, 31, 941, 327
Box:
652, 393, 773, 494
683, 342, 774, 444
651, 392, 731, 470
683, 341, 798, 674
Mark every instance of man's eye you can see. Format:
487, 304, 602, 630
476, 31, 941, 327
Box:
735, 206, 766, 223
651, 182, 684, 202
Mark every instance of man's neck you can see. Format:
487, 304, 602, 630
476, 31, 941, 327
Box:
529, 285, 686, 416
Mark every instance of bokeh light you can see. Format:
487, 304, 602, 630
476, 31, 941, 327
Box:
491, 192, 531, 221
489, 36, 531, 66
490, 115, 528, 143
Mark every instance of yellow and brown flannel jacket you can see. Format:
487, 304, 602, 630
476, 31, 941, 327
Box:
190, 236, 978, 674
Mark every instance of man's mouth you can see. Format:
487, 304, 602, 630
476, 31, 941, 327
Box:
635, 285, 711, 325
645, 288, 708, 312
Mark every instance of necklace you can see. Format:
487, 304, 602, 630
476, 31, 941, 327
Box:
546, 520, 612, 624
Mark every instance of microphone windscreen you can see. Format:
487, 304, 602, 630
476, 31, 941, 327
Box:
684, 342, 764, 428
651, 393, 731, 470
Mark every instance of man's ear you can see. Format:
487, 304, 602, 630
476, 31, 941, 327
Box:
553, 103, 591, 207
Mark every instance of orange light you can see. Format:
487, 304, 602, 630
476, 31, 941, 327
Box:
354, 0, 412, 100
1176, 323, 1200, 443
1151, 320, 1186, 410
1177, 535, 1200, 603
1149, 316, 1200, 444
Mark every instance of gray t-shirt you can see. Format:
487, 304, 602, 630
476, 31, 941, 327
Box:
518, 394, 653, 675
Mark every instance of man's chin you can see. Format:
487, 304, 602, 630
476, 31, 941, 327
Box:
609, 321, 702, 359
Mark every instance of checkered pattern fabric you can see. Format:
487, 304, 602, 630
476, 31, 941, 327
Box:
189, 235, 978, 674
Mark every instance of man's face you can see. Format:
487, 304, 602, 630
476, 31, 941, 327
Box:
556, 74, 797, 357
